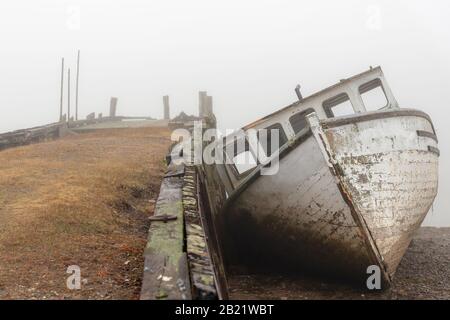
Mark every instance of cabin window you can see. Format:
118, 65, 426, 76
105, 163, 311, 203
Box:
232, 151, 257, 175
359, 79, 388, 111
258, 123, 288, 157
323, 93, 354, 118
289, 108, 315, 134
225, 138, 257, 176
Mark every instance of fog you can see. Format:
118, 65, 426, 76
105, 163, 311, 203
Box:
0, 0, 448, 226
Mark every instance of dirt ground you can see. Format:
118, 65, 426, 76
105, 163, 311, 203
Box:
0, 127, 170, 299
228, 227, 450, 300
1, 128, 447, 300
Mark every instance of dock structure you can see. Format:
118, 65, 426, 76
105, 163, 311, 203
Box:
140, 155, 191, 300
0, 95, 165, 150
139, 103, 228, 300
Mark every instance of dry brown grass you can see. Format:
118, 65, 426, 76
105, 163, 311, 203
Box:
0, 127, 171, 299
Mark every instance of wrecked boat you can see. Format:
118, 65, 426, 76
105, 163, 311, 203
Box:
199, 66, 439, 288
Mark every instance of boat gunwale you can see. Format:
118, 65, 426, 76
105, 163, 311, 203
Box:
321, 108, 436, 134
417, 130, 438, 143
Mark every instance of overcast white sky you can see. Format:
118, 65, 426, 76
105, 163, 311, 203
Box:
0, 0, 449, 226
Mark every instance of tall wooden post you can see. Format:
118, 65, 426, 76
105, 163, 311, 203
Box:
75, 50, 80, 121
198, 91, 207, 117
205, 95, 213, 117
163, 95, 170, 120
67, 68, 71, 123
59, 58, 64, 121
109, 97, 118, 118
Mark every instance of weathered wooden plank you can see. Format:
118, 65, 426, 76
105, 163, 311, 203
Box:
183, 165, 219, 300
140, 170, 191, 300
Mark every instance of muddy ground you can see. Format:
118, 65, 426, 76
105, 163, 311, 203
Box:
0, 127, 170, 299
229, 227, 450, 300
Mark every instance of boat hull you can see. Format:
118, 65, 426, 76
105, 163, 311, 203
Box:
323, 110, 439, 277
224, 134, 377, 282
223, 109, 439, 285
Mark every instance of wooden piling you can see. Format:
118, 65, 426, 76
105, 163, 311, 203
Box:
110, 97, 118, 118
163, 95, 170, 120
59, 58, 64, 121
199, 91, 207, 117
67, 68, 71, 123
75, 50, 80, 121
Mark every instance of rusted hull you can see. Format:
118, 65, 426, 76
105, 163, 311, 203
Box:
223, 109, 439, 285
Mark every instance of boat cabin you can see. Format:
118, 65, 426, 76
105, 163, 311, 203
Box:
218, 66, 400, 193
